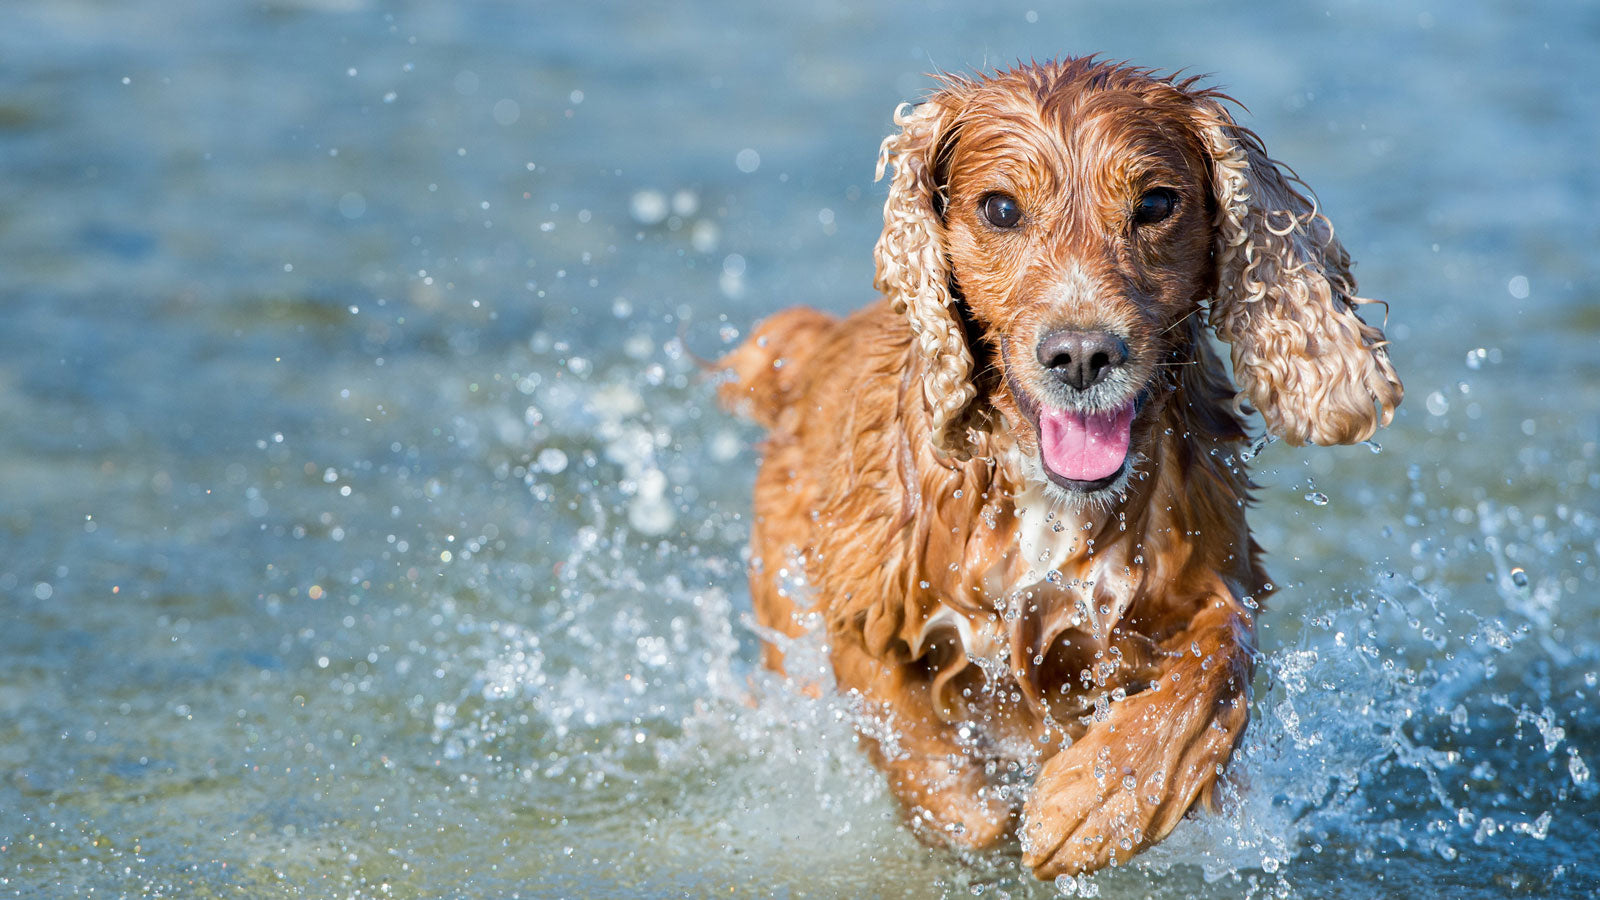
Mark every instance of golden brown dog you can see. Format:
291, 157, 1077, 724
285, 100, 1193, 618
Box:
718, 59, 1401, 878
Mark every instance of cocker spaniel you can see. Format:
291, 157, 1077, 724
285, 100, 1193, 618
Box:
718, 59, 1402, 878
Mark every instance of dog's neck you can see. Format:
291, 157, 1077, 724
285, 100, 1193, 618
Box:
970, 369, 1251, 607
989, 426, 1162, 595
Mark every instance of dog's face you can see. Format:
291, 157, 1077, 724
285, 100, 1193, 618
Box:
938, 76, 1215, 499
874, 62, 1402, 499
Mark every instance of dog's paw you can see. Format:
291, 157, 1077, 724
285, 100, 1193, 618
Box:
1019, 733, 1157, 877
890, 755, 1014, 851
1019, 691, 1244, 878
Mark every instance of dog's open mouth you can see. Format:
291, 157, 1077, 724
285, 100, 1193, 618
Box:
1008, 389, 1146, 492
1029, 399, 1136, 491
1036, 402, 1135, 486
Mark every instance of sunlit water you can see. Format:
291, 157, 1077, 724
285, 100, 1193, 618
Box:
2, 1, 1597, 897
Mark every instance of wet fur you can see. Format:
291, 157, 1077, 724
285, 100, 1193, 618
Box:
718, 59, 1400, 878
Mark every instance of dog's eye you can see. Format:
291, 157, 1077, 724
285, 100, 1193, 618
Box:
981, 193, 1022, 229
1134, 189, 1178, 225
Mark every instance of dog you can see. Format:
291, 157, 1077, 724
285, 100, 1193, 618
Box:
718, 58, 1401, 878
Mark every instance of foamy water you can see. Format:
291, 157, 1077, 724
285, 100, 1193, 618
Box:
1, 0, 1596, 897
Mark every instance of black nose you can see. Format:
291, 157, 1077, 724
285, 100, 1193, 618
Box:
1036, 329, 1129, 391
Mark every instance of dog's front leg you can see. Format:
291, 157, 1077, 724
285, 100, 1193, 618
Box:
1020, 599, 1254, 877
835, 645, 1016, 851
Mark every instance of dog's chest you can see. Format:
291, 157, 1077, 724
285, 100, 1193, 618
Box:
918, 484, 1138, 679
1008, 483, 1136, 613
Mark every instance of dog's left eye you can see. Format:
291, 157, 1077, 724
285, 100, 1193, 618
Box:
981, 193, 1023, 229
1134, 189, 1179, 225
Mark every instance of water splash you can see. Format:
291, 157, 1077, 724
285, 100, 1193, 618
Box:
398, 339, 1600, 897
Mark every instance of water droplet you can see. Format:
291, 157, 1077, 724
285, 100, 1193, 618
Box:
1569, 752, 1591, 785
1304, 491, 1329, 506
535, 447, 568, 474
1527, 810, 1552, 841
629, 190, 669, 225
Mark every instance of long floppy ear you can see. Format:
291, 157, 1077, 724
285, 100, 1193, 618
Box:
1191, 96, 1403, 446
873, 97, 978, 460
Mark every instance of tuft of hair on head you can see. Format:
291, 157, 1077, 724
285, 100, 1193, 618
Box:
1187, 92, 1403, 446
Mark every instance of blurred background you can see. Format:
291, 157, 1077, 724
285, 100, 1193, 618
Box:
1, 1, 1596, 897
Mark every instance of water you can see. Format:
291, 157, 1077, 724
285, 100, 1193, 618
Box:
2, 1, 1596, 897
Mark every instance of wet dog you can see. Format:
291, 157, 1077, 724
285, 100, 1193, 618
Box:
719, 59, 1401, 877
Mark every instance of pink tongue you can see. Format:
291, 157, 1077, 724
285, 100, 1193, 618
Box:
1038, 404, 1134, 482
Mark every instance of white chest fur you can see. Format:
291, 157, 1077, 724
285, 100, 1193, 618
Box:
917, 482, 1140, 667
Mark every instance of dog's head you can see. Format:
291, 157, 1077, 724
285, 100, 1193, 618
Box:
874, 60, 1402, 502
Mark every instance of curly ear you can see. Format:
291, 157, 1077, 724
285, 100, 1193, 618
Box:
1192, 97, 1403, 446
873, 98, 977, 460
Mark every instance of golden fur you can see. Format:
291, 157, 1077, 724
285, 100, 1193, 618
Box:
718, 59, 1401, 878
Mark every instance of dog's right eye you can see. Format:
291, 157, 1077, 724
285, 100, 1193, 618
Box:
1134, 188, 1179, 225
981, 193, 1022, 229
